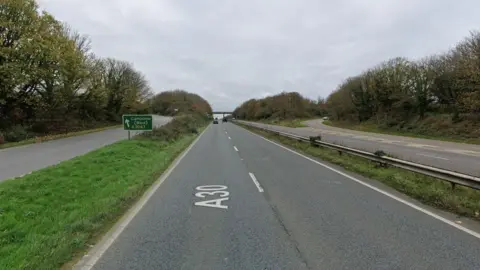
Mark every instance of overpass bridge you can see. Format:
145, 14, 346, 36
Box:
212, 111, 233, 118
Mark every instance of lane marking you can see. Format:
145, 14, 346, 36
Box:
407, 143, 438, 149
234, 146, 238, 152
228, 137, 231, 140
225, 131, 228, 134
416, 153, 450, 160
75, 125, 211, 270
240, 126, 480, 240
249, 172, 264, 192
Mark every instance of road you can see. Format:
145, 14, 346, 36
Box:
82, 122, 480, 270
0, 115, 171, 182
237, 119, 480, 177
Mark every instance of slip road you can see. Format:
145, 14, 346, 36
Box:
238, 120, 480, 177
0, 116, 171, 182
85, 123, 480, 270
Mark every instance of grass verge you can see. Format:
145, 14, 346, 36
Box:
238, 123, 480, 222
0, 124, 122, 150
323, 120, 480, 145
258, 118, 309, 128
0, 115, 206, 270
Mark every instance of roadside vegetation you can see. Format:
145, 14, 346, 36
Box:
0, 114, 208, 269
0, 0, 212, 146
233, 92, 327, 123
239, 123, 480, 222
259, 118, 309, 128
324, 31, 480, 142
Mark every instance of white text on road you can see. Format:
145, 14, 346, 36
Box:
194, 185, 229, 209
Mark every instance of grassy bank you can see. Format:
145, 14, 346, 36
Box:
258, 118, 309, 128
238, 123, 480, 221
324, 115, 480, 145
0, 115, 206, 269
0, 124, 122, 150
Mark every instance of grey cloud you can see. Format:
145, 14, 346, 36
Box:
38, 0, 480, 111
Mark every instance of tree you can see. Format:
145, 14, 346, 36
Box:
150, 90, 212, 116
1, 0, 208, 142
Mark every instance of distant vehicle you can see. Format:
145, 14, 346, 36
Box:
322, 116, 329, 120
222, 118, 227, 123
213, 118, 218, 124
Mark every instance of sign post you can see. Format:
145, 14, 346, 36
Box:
122, 114, 153, 139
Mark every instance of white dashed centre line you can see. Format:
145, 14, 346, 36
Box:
228, 137, 231, 140
234, 146, 238, 152
249, 173, 264, 192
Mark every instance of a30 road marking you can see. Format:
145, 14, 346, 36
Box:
241, 127, 480, 240
194, 185, 229, 209
234, 146, 238, 152
249, 173, 264, 192
416, 153, 450, 160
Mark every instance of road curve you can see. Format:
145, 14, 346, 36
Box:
0, 115, 171, 182
85, 122, 480, 270
238, 119, 480, 177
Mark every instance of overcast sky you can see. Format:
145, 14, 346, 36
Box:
37, 0, 480, 111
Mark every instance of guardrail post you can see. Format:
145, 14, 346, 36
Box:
309, 136, 321, 147
451, 182, 456, 190
375, 162, 388, 168
338, 150, 342, 156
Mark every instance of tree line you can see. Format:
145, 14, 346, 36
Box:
233, 30, 480, 139
326, 31, 480, 127
233, 92, 327, 120
0, 0, 212, 143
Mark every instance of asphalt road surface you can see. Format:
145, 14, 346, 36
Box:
0, 115, 171, 182
86, 122, 480, 270
237, 119, 480, 177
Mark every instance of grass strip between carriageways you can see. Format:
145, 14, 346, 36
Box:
258, 118, 309, 128
237, 123, 480, 222
0, 126, 203, 269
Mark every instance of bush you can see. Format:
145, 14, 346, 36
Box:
3, 125, 31, 142
0, 132, 4, 144
141, 114, 207, 142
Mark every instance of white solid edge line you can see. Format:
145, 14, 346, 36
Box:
241, 127, 480, 240
234, 146, 239, 152
75, 125, 210, 270
249, 172, 264, 192
416, 153, 450, 161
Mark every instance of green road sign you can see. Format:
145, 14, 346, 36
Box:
122, 114, 153, 131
